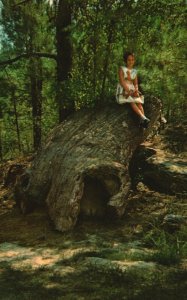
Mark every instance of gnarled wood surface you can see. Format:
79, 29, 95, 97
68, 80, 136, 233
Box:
15, 96, 162, 232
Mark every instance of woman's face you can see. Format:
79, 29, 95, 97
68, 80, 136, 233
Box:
126, 55, 135, 68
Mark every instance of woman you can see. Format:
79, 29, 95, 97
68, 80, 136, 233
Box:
116, 51, 150, 128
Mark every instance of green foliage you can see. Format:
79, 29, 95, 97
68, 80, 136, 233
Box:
0, 0, 186, 159
143, 226, 187, 265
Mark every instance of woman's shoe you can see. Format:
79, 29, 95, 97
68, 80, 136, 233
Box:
142, 118, 150, 128
139, 119, 144, 128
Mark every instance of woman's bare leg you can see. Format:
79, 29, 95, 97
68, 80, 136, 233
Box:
137, 103, 144, 115
130, 103, 145, 118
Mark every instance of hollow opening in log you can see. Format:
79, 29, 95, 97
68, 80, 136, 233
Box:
79, 174, 121, 220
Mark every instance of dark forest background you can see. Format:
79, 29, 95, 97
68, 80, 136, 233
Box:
0, 0, 186, 160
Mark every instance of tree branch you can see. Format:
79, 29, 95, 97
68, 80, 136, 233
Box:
12, 0, 33, 7
0, 52, 57, 66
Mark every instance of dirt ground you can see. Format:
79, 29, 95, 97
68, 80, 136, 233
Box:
0, 132, 187, 300
0, 178, 187, 299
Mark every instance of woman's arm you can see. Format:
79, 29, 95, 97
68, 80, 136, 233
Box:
118, 67, 130, 93
133, 75, 138, 91
132, 75, 140, 97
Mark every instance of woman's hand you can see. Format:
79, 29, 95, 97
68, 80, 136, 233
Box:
133, 90, 139, 97
124, 89, 132, 96
122, 88, 132, 97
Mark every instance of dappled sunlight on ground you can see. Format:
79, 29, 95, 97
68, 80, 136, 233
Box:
0, 146, 187, 299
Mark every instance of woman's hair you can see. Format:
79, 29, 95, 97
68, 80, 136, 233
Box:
123, 51, 135, 63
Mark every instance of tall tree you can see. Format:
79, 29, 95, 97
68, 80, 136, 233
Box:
56, 0, 74, 122
0, 0, 56, 150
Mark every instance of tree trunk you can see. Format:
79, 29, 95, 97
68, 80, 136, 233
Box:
29, 57, 43, 151
0, 117, 2, 161
56, 0, 74, 122
15, 96, 162, 232
11, 88, 21, 153
100, 23, 114, 100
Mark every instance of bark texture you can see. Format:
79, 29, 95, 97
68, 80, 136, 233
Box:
15, 96, 162, 232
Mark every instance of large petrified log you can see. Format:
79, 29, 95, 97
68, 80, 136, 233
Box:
15, 96, 161, 232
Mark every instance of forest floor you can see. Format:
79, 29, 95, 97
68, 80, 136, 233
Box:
0, 126, 187, 300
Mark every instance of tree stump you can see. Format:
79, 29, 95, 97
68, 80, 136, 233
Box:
15, 96, 162, 232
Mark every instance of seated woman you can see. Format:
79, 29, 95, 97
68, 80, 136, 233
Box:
116, 51, 150, 128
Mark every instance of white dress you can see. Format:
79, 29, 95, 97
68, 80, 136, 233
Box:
116, 66, 144, 104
